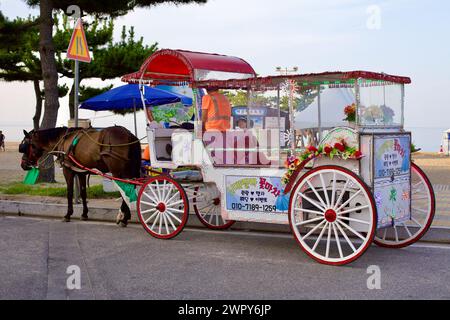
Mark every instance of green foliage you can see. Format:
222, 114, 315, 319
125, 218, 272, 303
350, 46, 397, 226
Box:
0, 12, 38, 49
57, 84, 70, 97
79, 84, 114, 102
222, 90, 248, 106
89, 25, 158, 80
0, 13, 41, 82
296, 87, 319, 112
222, 86, 319, 113
411, 143, 421, 153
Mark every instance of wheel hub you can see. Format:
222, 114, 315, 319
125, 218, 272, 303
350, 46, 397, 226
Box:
324, 209, 337, 222
156, 203, 166, 212
213, 198, 220, 206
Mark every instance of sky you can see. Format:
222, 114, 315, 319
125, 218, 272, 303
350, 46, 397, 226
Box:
0, 0, 449, 144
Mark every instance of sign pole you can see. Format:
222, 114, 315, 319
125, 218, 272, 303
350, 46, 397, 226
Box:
67, 16, 91, 204
74, 60, 79, 128
74, 59, 80, 203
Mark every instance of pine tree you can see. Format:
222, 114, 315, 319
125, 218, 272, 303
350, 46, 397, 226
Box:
23, 0, 207, 131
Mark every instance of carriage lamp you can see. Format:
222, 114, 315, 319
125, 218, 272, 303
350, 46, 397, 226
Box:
275, 66, 299, 75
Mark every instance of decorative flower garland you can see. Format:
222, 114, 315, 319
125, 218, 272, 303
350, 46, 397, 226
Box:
282, 140, 363, 184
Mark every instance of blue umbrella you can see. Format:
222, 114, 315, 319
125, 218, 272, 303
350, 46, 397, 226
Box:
79, 84, 183, 136
79, 84, 182, 111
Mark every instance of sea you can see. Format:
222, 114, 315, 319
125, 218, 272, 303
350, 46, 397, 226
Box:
0, 123, 447, 153
405, 126, 448, 152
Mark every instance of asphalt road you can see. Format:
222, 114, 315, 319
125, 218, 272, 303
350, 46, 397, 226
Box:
0, 214, 449, 300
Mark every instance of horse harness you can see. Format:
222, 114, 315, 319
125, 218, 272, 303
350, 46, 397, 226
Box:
56, 129, 132, 173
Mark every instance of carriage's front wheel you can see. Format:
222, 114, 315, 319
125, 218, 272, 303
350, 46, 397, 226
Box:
289, 165, 377, 266
137, 175, 189, 239
374, 162, 435, 248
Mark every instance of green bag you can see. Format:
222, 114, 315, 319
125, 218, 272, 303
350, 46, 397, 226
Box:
23, 167, 39, 185
114, 180, 138, 203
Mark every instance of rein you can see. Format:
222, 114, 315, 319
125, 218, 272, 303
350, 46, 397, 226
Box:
67, 154, 159, 186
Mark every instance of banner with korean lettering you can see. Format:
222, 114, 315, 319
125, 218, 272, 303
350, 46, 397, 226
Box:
373, 134, 411, 228
225, 176, 290, 214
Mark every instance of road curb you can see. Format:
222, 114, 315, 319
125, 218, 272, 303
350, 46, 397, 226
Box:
0, 199, 448, 244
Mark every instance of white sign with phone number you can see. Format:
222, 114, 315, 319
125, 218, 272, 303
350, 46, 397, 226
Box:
225, 175, 289, 214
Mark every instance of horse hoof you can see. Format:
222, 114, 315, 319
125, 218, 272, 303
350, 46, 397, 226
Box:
81, 216, 88, 221
116, 211, 124, 224
62, 217, 70, 222
118, 221, 128, 228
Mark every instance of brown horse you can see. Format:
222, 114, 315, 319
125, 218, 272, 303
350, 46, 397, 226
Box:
19, 126, 141, 226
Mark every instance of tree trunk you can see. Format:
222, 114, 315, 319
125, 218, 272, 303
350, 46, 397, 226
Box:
32, 79, 43, 130
38, 0, 59, 183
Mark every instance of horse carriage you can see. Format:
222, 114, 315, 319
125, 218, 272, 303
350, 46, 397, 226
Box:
20, 49, 435, 266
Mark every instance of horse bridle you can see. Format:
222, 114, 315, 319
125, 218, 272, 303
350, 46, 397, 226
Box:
19, 135, 40, 168
19, 128, 73, 169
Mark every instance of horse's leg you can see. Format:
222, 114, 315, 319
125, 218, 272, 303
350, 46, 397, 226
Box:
63, 167, 74, 222
78, 173, 89, 221
117, 200, 131, 228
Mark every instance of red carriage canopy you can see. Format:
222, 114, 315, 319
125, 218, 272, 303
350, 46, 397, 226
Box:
121, 49, 257, 84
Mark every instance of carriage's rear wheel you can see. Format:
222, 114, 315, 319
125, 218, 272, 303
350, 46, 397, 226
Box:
289, 165, 377, 266
137, 175, 189, 239
374, 163, 435, 248
193, 185, 235, 230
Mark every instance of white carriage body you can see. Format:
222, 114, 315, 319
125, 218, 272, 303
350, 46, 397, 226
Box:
142, 77, 411, 231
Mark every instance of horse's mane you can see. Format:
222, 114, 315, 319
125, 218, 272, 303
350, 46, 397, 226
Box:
34, 127, 80, 145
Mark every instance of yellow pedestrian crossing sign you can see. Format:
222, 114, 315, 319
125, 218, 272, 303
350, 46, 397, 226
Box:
67, 18, 91, 63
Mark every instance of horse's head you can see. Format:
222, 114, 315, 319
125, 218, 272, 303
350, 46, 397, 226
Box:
19, 130, 44, 171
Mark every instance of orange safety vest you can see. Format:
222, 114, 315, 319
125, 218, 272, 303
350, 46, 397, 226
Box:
142, 145, 150, 161
202, 93, 231, 132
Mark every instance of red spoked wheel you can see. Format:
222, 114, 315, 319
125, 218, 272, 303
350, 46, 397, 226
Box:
193, 185, 235, 230
137, 175, 189, 239
289, 165, 377, 266
374, 162, 435, 248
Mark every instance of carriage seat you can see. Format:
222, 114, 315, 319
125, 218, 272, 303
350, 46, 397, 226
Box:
147, 127, 199, 168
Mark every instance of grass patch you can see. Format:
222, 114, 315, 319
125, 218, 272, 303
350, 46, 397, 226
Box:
0, 182, 121, 199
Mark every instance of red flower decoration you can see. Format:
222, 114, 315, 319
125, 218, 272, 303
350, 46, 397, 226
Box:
353, 150, 363, 159
324, 145, 333, 154
334, 143, 345, 152
307, 145, 318, 153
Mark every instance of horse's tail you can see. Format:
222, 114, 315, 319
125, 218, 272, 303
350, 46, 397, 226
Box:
128, 132, 142, 178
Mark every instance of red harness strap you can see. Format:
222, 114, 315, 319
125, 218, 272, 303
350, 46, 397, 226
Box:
67, 154, 149, 186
